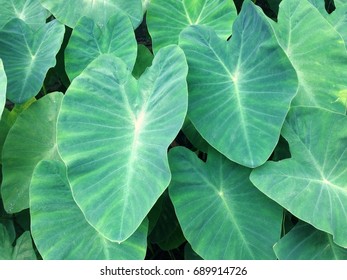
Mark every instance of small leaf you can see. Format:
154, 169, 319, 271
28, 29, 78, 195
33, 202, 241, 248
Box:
39, 0, 143, 28
169, 147, 283, 259
132, 44, 153, 79
273, 0, 347, 113
147, 0, 237, 53
0, 223, 12, 259
251, 107, 347, 248
1, 92, 63, 213
149, 191, 185, 251
30, 160, 148, 260
11, 232, 37, 260
65, 15, 137, 81
0, 0, 47, 30
0, 19, 64, 103
274, 222, 347, 260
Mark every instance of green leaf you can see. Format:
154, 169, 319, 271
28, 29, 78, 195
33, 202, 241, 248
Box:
0, 224, 36, 260
30, 160, 148, 260
0, 223, 12, 259
179, 1, 297, 168
65, 14, 137, 81
267, 0, 282, 14
169, 147, 283, 259
132, 44, 153, 80
0, 0, 47, 30
184, 243, 203, 260
11, 231, 37, 260
0, 98, 36, 163
39, 0, 143, 28
327, 3, 347, 49
1, 92, 63, 213
0, 59, 6, 118
57, 46, 188, 242
148, 191, 185, 251
147, 0, 237, 53
273, 0, 347, 113
0, 19, 64, 104
274, 222, 347, 260
182, 117, 209, 153
250, 107, 347, 248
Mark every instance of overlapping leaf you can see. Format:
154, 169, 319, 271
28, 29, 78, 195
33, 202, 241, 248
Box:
30, 160, 147, 260
39, 0, 143, 28
274, 222, 347, 260
169, 147, 283, 259
179, 0, 297, 168
0, 19, 64, 104
0, 0, 47, 30
57, 46, 188, 242
147, 0, 237, 53
1, 93, 63, 213
251, 107, 347, 248
0, 59, 6, 118
132, 44, 153, 79
0, 224, 36, 260
65, 14, 137, 81
272, 0, 347, 113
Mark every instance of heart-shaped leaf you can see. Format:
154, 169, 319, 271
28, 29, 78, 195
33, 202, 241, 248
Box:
0, 59, 6, 118
1, 92, 63, 213
0, 19, 64, 104
169, 147, 283, 259
250, 107, 347, 248
179, 0, 298, 168
65, 14, 137, 81
30, 160, 148, 260
57, 46, 188, 242
0, 0, 47, 30
274, 222, 347, 260
39, 0, 143, 28
272, 0, 347, 113
147, 0, 237, 53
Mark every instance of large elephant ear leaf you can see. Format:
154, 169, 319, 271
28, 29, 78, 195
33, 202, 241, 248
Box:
0, 0, 47, 30
272, 0, 347, 113
65, 14, 137, 81
169, 147, 283, 260
179, 0, 297, 168
0, 59, 6, 118
250, 107, 347, 248
30, 160, 148, 260
57, 46, 188, 242
0, 19, 64, 104
1, 92, 63, 213
39, 0, 143, 28
274, 222, 347, 260
147, 0, 237, 53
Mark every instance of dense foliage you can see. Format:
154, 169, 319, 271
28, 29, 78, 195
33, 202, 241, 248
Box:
0, 0, 346, 260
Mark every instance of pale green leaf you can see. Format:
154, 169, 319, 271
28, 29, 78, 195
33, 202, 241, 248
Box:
57, 46, 188, 242
65, 14, 137, 81
251, 107, 347, 248
179, 0, 297, 167
0, 19, 64, 104
30, 160, 148, 260
39, 0, 143, 28
169, 147, 283, 259
1, 93, 63, 213
147, 0, 237, 53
